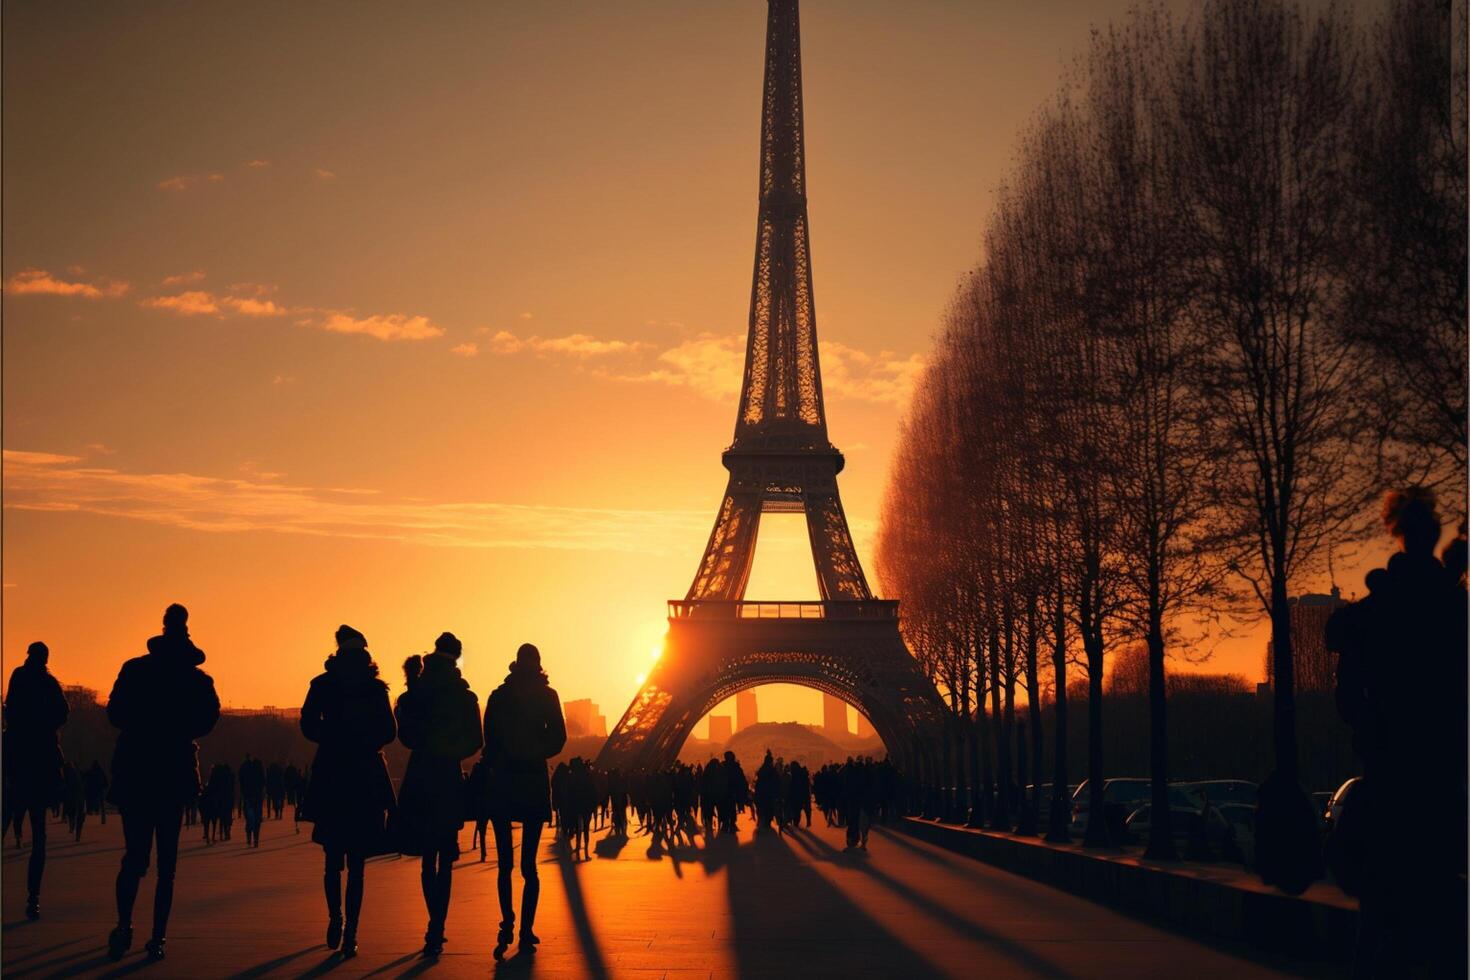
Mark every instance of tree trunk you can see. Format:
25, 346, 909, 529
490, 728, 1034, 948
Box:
1270, 567, 1299, 782
1144, 594, 1177, 860
1082, 619, 1109, 847
988, 631, 1011, 829
1020, 593, 1043, 835
1046, 575, 1071, 842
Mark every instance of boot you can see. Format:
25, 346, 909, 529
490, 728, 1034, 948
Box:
107, 926, 132, 962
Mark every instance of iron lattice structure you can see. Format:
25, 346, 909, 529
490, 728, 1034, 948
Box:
597, 0, 944, 778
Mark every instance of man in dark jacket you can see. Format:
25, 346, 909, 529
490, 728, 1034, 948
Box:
105, 603, 220, 962
1328, 489, 1468, 976
482, 643, 566, 958
4, 640, 69, 919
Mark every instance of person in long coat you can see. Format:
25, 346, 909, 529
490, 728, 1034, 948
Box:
395, 632, 482, 957
300, 625, 395, 959
4, 641, 69, 920
105, 603, 220, 962
482, 642, 567, 958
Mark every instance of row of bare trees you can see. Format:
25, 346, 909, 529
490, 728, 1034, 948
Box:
877, 0, 1466, 871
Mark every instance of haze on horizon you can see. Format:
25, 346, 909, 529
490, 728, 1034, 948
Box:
2, 0, 1371, 726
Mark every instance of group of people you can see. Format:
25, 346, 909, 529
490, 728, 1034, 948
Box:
2, 610, 568, 965
4, 759, 110, 848
530, 750, 902, 855
194, 758, 305, 845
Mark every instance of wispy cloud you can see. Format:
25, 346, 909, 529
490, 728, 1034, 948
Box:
488, 328, 921, 407
314, 168, 337, 181
608, 333, 746, 401
316, 312, 443, 341
161, 270, 206, 287
222, 296, 286, 317
158, 173, 225, 191
245, 159, 271, 168
450, 342, 480, 357
2, 450, 708, 554
487, 330, 644, 357
142, 290, 220, 316
5, 268, 131, 299
819, 341, 925, 407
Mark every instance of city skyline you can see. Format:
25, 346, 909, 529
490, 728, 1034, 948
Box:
3, 0, 1378, 724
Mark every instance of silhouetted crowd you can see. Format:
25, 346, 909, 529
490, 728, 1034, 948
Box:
1, 609, 915, 967
524, 750, 904, 858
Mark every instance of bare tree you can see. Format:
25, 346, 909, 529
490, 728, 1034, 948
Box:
1170, 0, 1375, 889
1345, 0, 1468, 485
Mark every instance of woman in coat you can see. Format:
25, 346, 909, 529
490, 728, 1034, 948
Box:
4, 641, 69, 920
394, 632, 482, 957
482, 642, 567, 958
106, 603, 220, 962
300, 625, 395, 959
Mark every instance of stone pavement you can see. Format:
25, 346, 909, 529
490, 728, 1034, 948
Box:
1, 811, 1332, 979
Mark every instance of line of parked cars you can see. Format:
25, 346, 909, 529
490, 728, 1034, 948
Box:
1062, 776, 1359, 868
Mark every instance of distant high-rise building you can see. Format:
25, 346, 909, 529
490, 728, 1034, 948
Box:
591, 713, 607, 738
707, 714, 733, 745
854, 712, 876, 739
564, 698, 596, 737
1264, 587, 1347, 694
821, 693, 849, 736
735, 690, 758, 732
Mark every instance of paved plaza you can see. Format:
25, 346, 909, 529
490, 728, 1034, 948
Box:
2, 812, 1326, 979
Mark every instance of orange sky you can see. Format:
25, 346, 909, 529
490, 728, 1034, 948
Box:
2, 1, 1390, 730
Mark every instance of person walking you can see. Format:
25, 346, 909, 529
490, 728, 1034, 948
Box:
482, 642, 567, 959
4, 641, 69, 920
1328, 489, 1468, 975
395, 632, 483, 958
105, 604, 221, 962
299, 625, 396, 960
238, 755, 265, 847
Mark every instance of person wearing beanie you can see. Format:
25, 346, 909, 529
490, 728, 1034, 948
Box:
481, 642, 567, 958
394, 631, 482, 957
105, 604, 220, 962
299, 625, 396, 959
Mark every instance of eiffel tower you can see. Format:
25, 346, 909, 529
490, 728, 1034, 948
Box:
598, 0, 944, 777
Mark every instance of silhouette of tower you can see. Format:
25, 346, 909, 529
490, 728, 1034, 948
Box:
822, 693, 849, 737
597, 0, 943, 780
735, 690, 758, 732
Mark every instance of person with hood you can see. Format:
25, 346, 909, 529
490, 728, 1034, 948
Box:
395, 632, 482, 958
84, 760, 110, 825
238, 754, 265, 847
105, 603, 220, 962
4, 640, 69, 920
300, 625, 396, 960
1328, 488, 1468, 974
482, 642, 567, 959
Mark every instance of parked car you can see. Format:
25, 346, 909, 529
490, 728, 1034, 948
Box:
1180, 779, 1257, 808
1070, 778, 1151, 838
1310, 791, 1333, 829
1323, 777, 1361, 834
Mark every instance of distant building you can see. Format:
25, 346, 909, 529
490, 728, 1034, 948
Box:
821, 693, 849, 737
1264, 587, 1347, 694
564, 698, 597, 738
855, 712, 876, 739
591, 712, 607, 738
707, 714, 733, 745
735, 690, 758, 732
